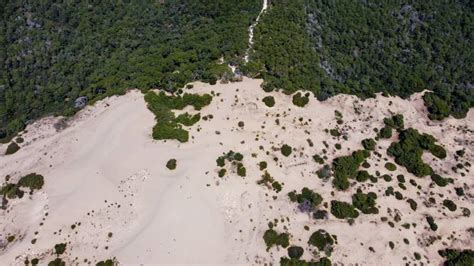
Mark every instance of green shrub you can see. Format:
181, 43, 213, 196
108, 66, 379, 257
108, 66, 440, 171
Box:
332, 150, 370, 190
383, 114, 404, 130
443, 199, 457, 212
438, 249, 474, 266
385, 162, 397, 171
262, 96, 275, 107
331, 200, 359, 219
312, 154, 324, 164
48, 258, 65, 266
287, 246, 304, 259
175, 113, 201, 126
316, 165, 332, 179
292, 92, 309, 107
54, 243, 67, 255
429, 144, 447, 159
280, 257, 331, 266
218, 168, 226, 177
352, 190, 378, 214
263, 229, 290, 250
5, 142, 20, 155
308, 230, 334, 255
387, 128, 444, 177
96, 259, 116, 266
281, 144, 292, 157
407, 199, 417, 211
361, 138, 376, 150
431, 174, 450, 187
237, 164, 246, 177
259, 161, 268, 170
216, 156, 226, 167
166, 159, 177, 170
0, 183, 23, 199
329, 128, 341, 137
378, 126, 392, 139
288, 187, 323, 211
18, 173, 44, 192
426, 215, 438, 231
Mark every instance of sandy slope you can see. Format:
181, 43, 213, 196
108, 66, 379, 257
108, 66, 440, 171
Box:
0, 78, 473, 265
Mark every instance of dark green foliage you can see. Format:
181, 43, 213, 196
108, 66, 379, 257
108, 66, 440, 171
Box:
166, 159, 177, 170
312, 154, 324, 164
216, 156, 226, 167
387, 128, 445, 177
329, 129, 341, 137
308, 230, 334, 254
438, 249, 474, 266
455, 187, 465, 196
48, 258, 65, 266
384, 114, 405, 130
316, 165, 331, 179
237, 163, 246, 177
251, 0, 473, 119
263, 229, 290, 250
361, 138, 376, 151
385, 162, 397, 171
407, 199, 418, 211
145, 91, 212, 142
313, 210, 328, 220
54, 243, 66, 255
288, 187, 323, 210
280, 257, 331, 266
5, 142, 20, 155
175, 113, 201, 126
96, 260, 116, 266
431, 174, 450, 187
218, 168, 227, 178
0, 183, 23, 199
426, 215, 438, 231
262, 96, 275, 107
330, 200, 359, 219
352, 190, 378, 214
332, 150, 370, 190
356, 171, 371, 182
281, 144, 292, 157
443, 199, 457, 212
18, 173, 44, 192
378, 126, 393, 139
287, 246, 304, 259
0, 0, 261, 140
292, 93, 309, 107
259, 161, 268, 170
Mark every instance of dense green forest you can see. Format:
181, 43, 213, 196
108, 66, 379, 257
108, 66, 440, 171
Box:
0, 0, 260, 140
249, 0, 473, 119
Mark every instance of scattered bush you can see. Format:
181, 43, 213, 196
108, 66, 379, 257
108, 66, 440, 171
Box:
237, 163, 246, 177
18, 173, 44, 192
308, 230, 334, 255
5, 142, 20, 155
443, 199, 457, 212
431, 174, 451, 187
329, 128, 341, 137
426, 215, 438, 231
48, 258, 65, 266
385, 162, 397, 171
387, 128, 445, 177
259, 161, 268, 170
288, 187, 323, 212
287, 246, 304, 259
166, 159, 177, 170
331, 200, 359, 219
54, 243, 67, 255
281, 144, 292, 157
407, 199, 417, 211
175, 113, 201, 126
361, 138, 376, 150
352, 190, 378, 214
263, 229, 290, 250
438, 249, 474, 266
218, 168, 226, 177
292, 92, 309, 107
383, 114, 404, 130
332, 150, 370, 190
312, 154, 324, 164
378, 126, 393, 139
96, 259, 116, 266
262, 96, 275, 107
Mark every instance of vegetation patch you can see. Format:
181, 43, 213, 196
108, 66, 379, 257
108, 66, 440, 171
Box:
352, 190, 379, 214
332, 150, 370, 190
438, 249, 474, 266
308, 229, 335, 256
263, 229, 290, 251
144, 91, 212, 142
166, 159, 177, 170
292, 92, 309, 107
387, 128, 446, 177
361, 138, 376, 150
281, 144, 292, 157
5, 142, 20, 155
330, 200, 359, 219
288, 187, 323, 213
262, 96, 275, 107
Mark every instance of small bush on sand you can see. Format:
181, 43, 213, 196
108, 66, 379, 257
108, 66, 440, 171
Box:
352, 189, 378, 214
54, 243, 67, 255
5, 142, 20, 155
18, 173, 44, 193
281, 144, 292, 157
166, 159, 177, 170
385, 162, 397, 171
331, 200, 359, 219
292, 92, 309, 107
262, 96, 275, 107
308, 230, 334, 255
263, 229, 289, 250
287, 246, 304, 259
361, 138, 376, 150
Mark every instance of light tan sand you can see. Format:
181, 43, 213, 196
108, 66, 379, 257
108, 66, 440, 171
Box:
0, 78, 472, 265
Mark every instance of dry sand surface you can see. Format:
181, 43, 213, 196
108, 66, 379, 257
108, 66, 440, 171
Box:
0, 78, 473, 265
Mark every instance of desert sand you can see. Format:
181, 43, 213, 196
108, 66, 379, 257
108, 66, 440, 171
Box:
0, 77, 473, 265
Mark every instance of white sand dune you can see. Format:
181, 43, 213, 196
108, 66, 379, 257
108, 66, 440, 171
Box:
0, 78, 472, 265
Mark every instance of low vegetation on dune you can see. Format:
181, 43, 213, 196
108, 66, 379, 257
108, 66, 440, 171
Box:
144, 91, 212, 142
